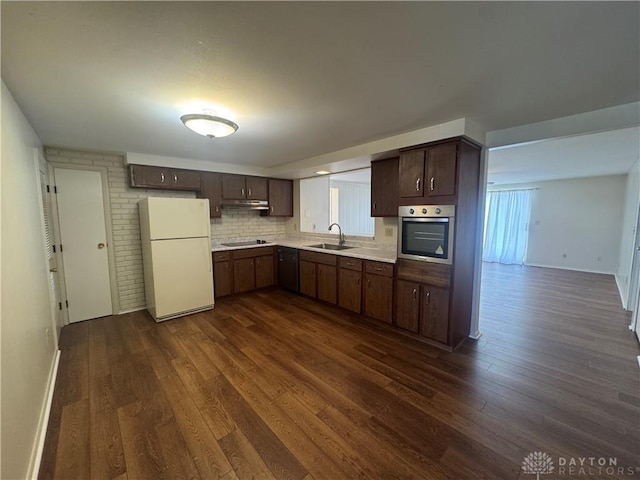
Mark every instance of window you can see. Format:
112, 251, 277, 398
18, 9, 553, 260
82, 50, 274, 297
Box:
300, 168, 374, 237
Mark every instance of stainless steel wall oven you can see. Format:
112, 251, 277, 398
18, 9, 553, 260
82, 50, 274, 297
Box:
398, 205, 455, 264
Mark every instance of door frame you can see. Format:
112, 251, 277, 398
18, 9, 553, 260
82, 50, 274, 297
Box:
49, 163, 120, 322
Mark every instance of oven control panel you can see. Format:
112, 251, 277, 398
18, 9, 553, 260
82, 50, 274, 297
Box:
399, 205, 455, 218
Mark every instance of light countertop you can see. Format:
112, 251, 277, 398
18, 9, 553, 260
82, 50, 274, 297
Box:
211, 239, 397, 264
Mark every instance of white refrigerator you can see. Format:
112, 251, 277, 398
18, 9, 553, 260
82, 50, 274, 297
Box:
139, 197, 214, 322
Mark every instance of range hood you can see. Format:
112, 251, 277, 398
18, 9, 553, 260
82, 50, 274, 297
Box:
220, 199, 269, 210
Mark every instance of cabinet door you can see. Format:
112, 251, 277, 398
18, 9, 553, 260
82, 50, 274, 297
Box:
338, 268, 361, 313
233, 257, 255, 293
130, 165, 172, 188
171, 169, 202, 190
200, 172, 223, 218
395, 279, 420, 333
371, 157, 399, 217
364, 274, 393, 324
255, 255, 275, 289
421, 286, 449, 344
425, 143, 457, 197
299, 260, 316, 297
399, 150, 425, 198
267, 179, 293, 217
317, 264, 337, 305
222, 174, 247, 199
214, 261, 233, 298
246, 176, 268, 200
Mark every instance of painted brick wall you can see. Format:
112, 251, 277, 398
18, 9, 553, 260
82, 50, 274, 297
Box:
45, 148, 194, 312
45, 148, 287, 313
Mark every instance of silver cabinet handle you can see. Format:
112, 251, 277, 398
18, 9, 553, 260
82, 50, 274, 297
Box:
215, 205, 219, 212
374, 267, 383, 271
416, 178, 421, 191
248, 188, 252, 197
412, 288, 417, 300
160, 172, 165, 183
430, 177, 435, 191
373, 201, 377, 211
357, 276, 360, 285
241, 187, 245, 196
174, 173, 178, 183
270, 206, 274, 213
426, 290, 431, 304
367, 279, 371, 288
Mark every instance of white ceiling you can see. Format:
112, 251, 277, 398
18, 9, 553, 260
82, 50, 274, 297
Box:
488, 127, 640, 185
2, 2, 639, 177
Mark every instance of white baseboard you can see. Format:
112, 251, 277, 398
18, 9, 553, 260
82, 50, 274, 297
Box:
27, 349, 61, 480
524, 262, 615, 276
117, 306, 146, 315
614, 274, 629, 310
468, 330, 483, 340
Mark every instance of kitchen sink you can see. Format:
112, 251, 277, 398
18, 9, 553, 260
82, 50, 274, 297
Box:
306, 243, 354, 251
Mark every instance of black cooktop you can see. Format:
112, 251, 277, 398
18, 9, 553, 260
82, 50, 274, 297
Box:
221, 240, 269, 247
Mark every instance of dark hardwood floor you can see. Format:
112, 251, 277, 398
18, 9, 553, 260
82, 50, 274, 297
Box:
39, 263, 640, 479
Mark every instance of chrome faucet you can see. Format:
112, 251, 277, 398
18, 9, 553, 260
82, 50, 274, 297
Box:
328, 223, 346, 246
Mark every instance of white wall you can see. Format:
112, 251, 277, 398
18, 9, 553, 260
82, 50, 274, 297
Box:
616, 159, 640, 307
490, 175, 626, 274
1, 81, 58, 479
300, 176, 330, 233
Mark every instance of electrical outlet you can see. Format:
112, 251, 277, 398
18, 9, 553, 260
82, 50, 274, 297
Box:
384, 227, 393, 237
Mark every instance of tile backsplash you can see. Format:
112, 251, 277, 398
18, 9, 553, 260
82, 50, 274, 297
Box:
210, 210, 287, 245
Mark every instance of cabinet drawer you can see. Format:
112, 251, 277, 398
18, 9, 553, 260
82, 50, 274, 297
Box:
300, 250, 337, 266
339, 257, 362, 271
233, 246, 274, 259
213, 251, 231, 262
396, 259, 450, 288
365, 261, 394, 277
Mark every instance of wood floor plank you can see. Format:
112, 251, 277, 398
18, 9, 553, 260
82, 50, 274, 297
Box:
53, 398, 90, 480
41, 263, 639, 480
158, 372, 233, 479
218, 429, 278, 480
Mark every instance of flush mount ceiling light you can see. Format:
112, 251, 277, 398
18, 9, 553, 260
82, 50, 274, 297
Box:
180, 114, 238, 138
315, 170, 330, 175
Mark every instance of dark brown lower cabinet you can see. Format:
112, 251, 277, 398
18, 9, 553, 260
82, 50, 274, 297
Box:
317, 264, 337, 305
338, 268, 361, 313
299, 251, 337, 305
255, 255, 275, 289
395, 279, 420, 333
364, 273, 393, 323
233, 257, 255, 293
299, 260, 316, 297
421, 286, 449, 344
213, 260, 232, 298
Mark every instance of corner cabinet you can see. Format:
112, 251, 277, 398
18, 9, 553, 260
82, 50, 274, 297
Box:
263, 178, 293, 217
129, 165, 202, 191
212, 247, 275, 298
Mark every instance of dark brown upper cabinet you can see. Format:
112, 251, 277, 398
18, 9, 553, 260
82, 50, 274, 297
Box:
370, 157, 399, 217
222, 174, 268, 200
264, 178, 293, 217
129, 165, 202, 191
199, 172, 223, 218
398, 150, 425, 199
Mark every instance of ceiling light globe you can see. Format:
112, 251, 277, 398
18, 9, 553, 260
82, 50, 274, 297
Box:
180, 114, 238, 138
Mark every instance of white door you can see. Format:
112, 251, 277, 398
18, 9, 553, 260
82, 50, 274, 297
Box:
151, 237, 214, 320
146, 197, 210, 240
54, 168, 113, 322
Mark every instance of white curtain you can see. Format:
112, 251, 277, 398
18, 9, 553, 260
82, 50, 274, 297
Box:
483, 189, 533, 265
